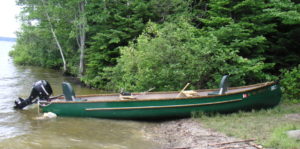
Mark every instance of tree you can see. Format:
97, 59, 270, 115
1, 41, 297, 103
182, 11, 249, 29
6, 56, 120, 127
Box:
195, 0, 300, 74
82, 0, 189, 87
78, 1, 86, 77
12, 0, 300, 92
14, 0, 89, 75
71, 0, 87, 77
41, 0, 67, 73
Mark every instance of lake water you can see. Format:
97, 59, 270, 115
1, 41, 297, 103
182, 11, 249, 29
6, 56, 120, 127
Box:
0, 41, 160, 149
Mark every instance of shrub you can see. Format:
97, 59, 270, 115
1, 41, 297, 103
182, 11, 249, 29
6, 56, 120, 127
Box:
104, 19, 274, 92
281, 65, 300, 103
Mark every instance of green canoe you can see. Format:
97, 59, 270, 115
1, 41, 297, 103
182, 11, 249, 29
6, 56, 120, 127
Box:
39, 81, 282, 120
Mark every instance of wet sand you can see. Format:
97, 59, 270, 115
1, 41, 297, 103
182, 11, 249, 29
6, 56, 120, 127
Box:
147, 118, 262, 149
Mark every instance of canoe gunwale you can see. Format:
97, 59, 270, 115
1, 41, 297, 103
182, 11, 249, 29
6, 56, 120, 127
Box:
44, 81, 277, 104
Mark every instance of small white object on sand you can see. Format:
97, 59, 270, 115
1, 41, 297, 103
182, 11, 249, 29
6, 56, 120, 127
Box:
34, 112, 57, 120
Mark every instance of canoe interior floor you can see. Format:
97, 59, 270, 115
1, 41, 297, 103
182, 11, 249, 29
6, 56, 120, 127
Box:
75, 83, 263, 102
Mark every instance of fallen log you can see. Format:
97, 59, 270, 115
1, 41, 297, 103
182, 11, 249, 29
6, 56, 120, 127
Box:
209, 139, 256, 146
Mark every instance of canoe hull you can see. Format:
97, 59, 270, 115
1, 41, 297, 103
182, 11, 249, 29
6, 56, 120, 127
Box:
40, 83, 281, 119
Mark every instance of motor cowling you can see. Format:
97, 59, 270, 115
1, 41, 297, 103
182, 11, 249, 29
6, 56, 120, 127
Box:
14, 80, 53, 109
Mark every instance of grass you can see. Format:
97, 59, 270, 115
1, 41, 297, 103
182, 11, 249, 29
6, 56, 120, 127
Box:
194, 103, 300, 149
265, 124, 300, 149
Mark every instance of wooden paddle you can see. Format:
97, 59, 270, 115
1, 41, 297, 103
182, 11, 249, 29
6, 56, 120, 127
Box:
176, 83, 190, 98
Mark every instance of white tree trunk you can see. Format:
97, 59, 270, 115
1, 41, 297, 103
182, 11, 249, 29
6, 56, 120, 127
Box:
78, 1, 86, 77
42, 0, 67, 73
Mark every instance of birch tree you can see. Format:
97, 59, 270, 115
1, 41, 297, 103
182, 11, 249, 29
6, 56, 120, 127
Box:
41, 0, 67, 73
77, 1, 87, 77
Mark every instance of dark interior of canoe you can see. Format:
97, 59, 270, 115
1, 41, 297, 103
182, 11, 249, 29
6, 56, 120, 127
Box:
52, 82, 274, 102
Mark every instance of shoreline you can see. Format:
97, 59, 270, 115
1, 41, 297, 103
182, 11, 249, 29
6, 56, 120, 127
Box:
147, 118, 262, 149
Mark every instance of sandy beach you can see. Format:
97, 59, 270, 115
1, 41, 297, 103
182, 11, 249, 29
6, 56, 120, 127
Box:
148, 118, 262, 149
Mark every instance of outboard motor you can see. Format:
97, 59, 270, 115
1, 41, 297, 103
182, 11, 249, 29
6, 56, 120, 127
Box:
14, 80, 53, 109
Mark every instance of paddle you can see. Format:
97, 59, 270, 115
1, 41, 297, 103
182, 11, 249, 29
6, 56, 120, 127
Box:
176, 83, 190, 98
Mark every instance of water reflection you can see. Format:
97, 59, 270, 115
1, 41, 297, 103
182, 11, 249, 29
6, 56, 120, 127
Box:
0, 41, 159, 149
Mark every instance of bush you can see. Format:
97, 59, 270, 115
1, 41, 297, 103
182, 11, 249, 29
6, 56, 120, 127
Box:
281, 65, 300, 103
103, 19, 274, 92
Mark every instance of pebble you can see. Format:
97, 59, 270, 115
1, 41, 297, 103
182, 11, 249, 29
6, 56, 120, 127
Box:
286, 130, 300, 140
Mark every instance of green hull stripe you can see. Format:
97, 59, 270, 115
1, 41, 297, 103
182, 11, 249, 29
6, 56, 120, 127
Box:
85, 99, 242, 111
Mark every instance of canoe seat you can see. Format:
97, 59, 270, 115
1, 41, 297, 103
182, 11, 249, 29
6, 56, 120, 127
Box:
208, 75, 229, 95
62, 82, 84, 101
182, 90, 198, 97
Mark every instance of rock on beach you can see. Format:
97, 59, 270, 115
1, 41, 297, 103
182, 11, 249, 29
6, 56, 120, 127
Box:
286, 130, 300, 140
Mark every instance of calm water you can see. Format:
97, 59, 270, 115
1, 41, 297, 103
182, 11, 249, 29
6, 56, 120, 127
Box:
0, 41, 159, 149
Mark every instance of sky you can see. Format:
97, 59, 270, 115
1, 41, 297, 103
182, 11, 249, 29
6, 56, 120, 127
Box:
0, 1, 21, 38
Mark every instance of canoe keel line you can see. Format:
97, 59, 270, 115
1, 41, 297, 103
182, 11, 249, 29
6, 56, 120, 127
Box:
85, 99, 243, 111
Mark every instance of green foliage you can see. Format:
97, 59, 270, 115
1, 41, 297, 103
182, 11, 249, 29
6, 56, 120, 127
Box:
82, 0, 190, 88
10, 25, 63, 68
198, 0, 300, 72
104, 20, 273, 91
265, 124, 300, 149
265, 0, 300, 25
263, 0, 300, 71
281, 65, 300, 103
11, 0, 300, 94
12, 0, 90, 73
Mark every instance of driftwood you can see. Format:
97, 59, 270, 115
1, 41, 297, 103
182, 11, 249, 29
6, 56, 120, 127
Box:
167, 139, 262, 149
209, 139, 256, 146
210, 139, 264, 149
215, 146, 250, 149
168, 147, 191, 149
168, 139, 259, 149
248, 142, 264, 149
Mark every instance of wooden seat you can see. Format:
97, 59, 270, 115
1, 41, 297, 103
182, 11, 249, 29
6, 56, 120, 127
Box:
208, 75, 229, 95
